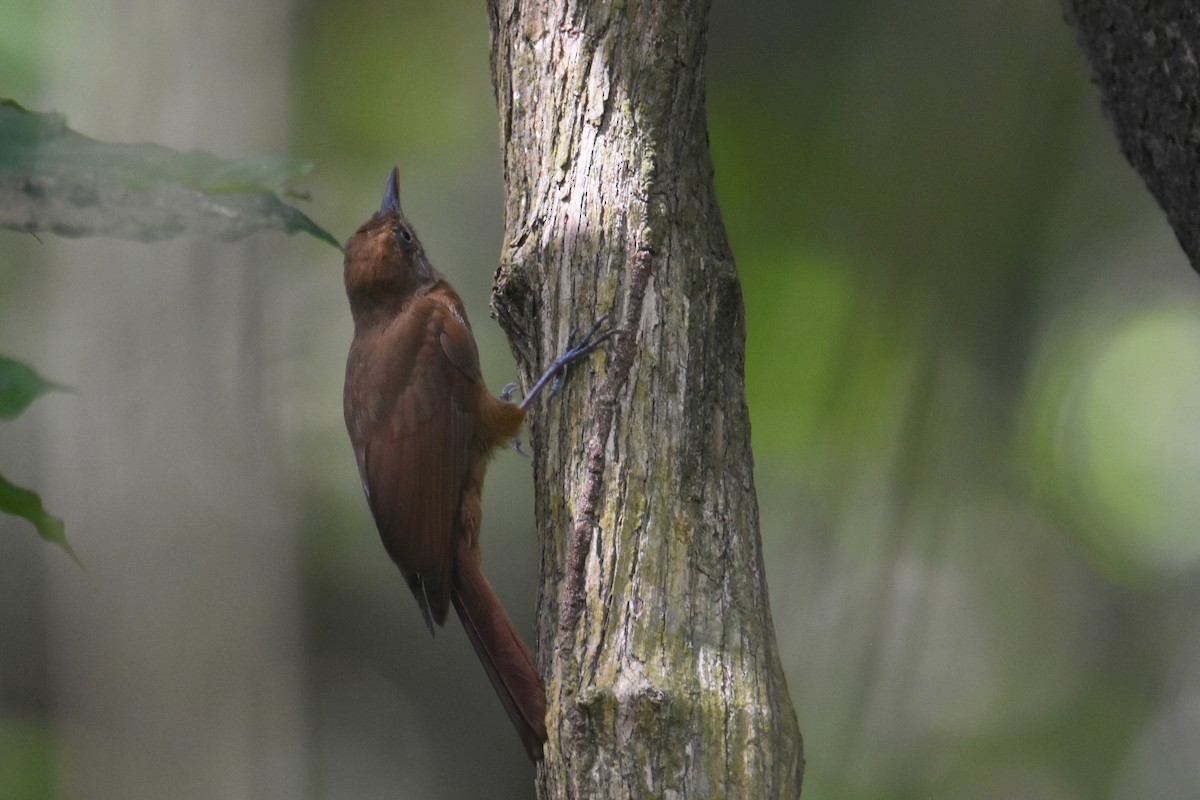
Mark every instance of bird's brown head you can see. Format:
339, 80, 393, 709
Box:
343, 167, 437, 318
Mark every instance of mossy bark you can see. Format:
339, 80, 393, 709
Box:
486, 1, 804, 796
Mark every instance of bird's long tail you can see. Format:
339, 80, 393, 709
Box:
451, 539, 547, 760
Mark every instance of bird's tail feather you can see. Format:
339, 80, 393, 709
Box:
451, 540, 547, 760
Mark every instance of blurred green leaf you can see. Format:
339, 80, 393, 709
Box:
1022, 301, 1200, 580
0, 472, 79, 567
0, 719, 55, 800
0, 98, 340, 249
0, 355, 68, 420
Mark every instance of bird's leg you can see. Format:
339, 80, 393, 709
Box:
499, 382, 530, 455
518, 316, 616, 412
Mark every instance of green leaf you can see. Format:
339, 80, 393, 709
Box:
0, 471, 80, 567
0, 98, 341, 250
0, 355, 68, 420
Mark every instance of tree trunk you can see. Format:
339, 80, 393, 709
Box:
1062, 1, 1200, 276
487, 1, 804, 796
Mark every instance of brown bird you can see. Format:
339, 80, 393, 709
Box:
342, 167, 609, 761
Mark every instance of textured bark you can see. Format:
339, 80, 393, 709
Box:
1062, 1, 1200, 275
487, 1, 803, 797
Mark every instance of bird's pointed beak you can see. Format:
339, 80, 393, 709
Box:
380, 166, 402, 215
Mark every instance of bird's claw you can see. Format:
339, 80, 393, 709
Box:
511, 436, 530, 458
546, 315, 617, 398
517, 313, 618, 410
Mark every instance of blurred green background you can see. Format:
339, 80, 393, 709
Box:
3, 0, 1200, 798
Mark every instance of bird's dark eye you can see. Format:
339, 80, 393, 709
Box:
395, 225, 413, 244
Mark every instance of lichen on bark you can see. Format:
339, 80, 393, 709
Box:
486, 0, 803, 796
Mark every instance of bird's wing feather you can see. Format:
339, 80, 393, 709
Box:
356, 294, 479, 628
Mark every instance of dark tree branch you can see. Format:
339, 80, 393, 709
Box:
1063, 1, 1200, 275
